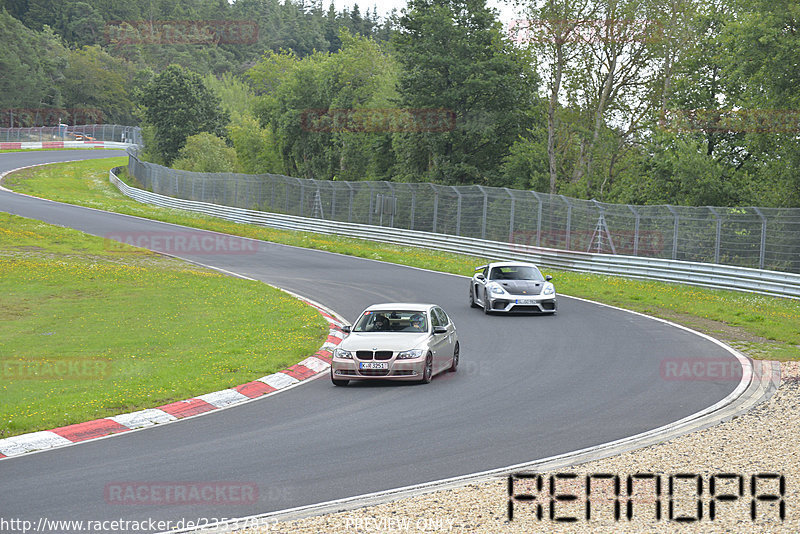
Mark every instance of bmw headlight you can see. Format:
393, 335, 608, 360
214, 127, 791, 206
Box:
542, 284, 555, 296
397, 349, 425, 359
333, 348, 354, 359
488, 283, 505, 295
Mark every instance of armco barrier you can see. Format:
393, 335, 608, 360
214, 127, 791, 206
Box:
109, 167, 800, 299
0, 141, 134, 150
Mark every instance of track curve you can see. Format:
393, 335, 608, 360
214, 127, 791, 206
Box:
0, 151, 741, 532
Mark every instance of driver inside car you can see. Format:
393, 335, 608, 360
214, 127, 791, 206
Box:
372, 314, 389, 331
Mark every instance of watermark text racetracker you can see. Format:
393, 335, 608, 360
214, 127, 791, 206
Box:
0, 516, 279, 533
104, 20, 258, 45
104, 231, 258, 255
301, 108, 456, 133
660, 358, 743, 381
104, 481, 258, 505
1, 358, 111, 381
508, 18, 664, 44
660, 108, 800, 133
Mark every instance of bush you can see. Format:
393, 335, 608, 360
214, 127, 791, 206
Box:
172, 133, 238, 173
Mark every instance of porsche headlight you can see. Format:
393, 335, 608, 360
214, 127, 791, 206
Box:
542, 284, 555, 295
333, 348, 354, 359
397, 349, 425, 359
488, 283, 505, 295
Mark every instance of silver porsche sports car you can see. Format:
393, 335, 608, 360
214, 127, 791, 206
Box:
330, 303, 459, 386
469, 261, 557, 314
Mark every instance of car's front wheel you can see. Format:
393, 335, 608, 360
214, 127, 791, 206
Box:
419, 353, 433, 384
483, 290, 492, 314
469, 284, 479, 308
449, 342, 459, 372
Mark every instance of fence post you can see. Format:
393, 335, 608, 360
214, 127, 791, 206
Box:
368, 182, 375, 225
666, 205, 679, 260
476, 185, 488, 239
408, 184, 416, 231
503, 188, 515, 243
531, 191, 543, 247
299, 179, 305, 216
330, 181, 337, 220
345, 181, 354, 222
627, 205, 640, 256
430, 184, 439, 234
452, 186, 462, 236
386, 182, 396, 227
559, 195, 572, 250
283, 177, 289, 213
707, 206, 721, 264
753, 207, 767, 269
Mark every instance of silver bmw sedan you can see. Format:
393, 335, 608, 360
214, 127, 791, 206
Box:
330, 303, 459, 386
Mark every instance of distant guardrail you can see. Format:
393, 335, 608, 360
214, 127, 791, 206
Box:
0, 124, 142, 145
109, 167, 800, 299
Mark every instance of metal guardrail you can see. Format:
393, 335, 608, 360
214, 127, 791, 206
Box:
0, 124, 142, 145
110, 167, 800, 299
125, 150, 800, 274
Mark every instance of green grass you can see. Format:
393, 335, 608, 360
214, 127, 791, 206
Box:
4, 157, 800, 365
0, 212, 328, 438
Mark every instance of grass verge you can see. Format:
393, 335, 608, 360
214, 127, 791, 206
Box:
4, 157, 799, 363
0, 211, 328, 438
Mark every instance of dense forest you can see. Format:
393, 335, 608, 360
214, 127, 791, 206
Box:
1, 0, 799, 208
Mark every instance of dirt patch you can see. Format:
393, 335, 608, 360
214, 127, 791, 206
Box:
0, 303, 31, 320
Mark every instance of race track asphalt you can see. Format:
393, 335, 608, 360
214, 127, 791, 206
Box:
0, 151, 740, 532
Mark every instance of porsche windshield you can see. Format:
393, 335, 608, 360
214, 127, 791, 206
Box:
353, 310, 429, 333
488, 266, 543, 281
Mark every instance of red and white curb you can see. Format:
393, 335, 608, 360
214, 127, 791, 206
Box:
0, 141, 131, 150
0, 299, 345, 459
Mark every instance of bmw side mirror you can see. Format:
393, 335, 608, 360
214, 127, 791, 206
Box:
341, 325, 351, 334
545, 275, 553, 281
433, 326, 447, 335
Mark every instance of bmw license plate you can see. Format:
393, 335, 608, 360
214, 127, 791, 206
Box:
516, 298, 537, 304
359, 362, 388, 370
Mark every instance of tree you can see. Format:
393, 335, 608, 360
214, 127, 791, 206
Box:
229, 114, 284, 174
391, 0, 539, 186
522, 0, 679, 197
248, 30, 399, 180
138, 65, 229, 164
0, 9, 67, 125
172, 132, 239, 173
61, 46, 136, 125
718, 0, 800, 206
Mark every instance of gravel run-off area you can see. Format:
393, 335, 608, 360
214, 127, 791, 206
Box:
251, 361, 798, 534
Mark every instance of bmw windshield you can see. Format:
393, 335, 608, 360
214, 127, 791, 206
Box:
352, 310, 429, 333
